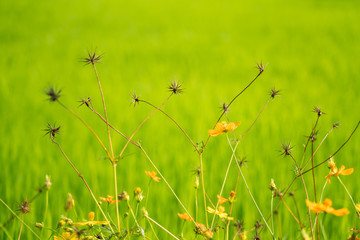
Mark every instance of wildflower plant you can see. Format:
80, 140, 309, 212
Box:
1, 50, 359, 240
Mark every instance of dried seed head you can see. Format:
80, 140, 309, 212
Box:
168, 81, 184, 95
234, 220, 244, 232
83, 51, 102, 65
220, 103, 230, 115
313, 106, 325, 117
333, 122, 341, 129
130, 92, 140, 107
45, 87, 61, 102
254, 220, 262, 230
18, 200, 31, 214
78, 97, 92, 108
256, 61, 266, 73
44, 123, 61, 140
306, 130, 318, 143
269, 88, 280, 99
280, 142, 293, 157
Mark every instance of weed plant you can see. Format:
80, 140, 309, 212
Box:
1, 51, 359, 240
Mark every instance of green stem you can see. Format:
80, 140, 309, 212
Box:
337, 176, 359, 217
146, 216, 179, 240
113, 164, 121, 232
40, 191, 49, 239
0, 199, 40, 239
210, 135, 237, 229
232, 151, 275, 239
199, 153, 208, 227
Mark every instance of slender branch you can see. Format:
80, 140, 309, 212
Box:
140, 100, 200, 154
51, 140, 116, 237
0, 199, 40, 239
92, 63, 115, 159
87, 106, 140, 147
145, 216, 180, 240
203, 70, 264, 150
300, 116, 319, 167
140, 147, 195, 225
57, 101, 112, 161
289, 154, 314, 239
200, 153, 208, 227
118, 94, 173, 159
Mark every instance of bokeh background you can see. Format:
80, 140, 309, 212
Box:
1, 0, 360, 238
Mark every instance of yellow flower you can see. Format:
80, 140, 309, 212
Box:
54, 232, 79, 240
177, 212, 193, 221
73, 212, 109, 227
325, 158, 353, 183
99, 195, 119, 204
207, 206, 234, 220
306, 198, 349, 216
208, 121, 241, 136
145, 171, 161, 182
217, 195, 229, 205
356, 204, 360, 212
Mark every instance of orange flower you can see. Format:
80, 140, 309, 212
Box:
145, 171, 161, 182
100, 195, 119, 204
217, 195, 229, 205
325, 158, 353, 183
177, 212, 193, 221
229, 191, 236, 203
73, 212, 109, 227
306, 198, 349, 216
208, 121, 241, 136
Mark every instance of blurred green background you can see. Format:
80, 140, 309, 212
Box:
1, 0, 360, 239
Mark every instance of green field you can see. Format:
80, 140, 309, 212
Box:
1, 0, 360, 239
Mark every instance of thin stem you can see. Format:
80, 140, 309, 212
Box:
289, 154, 314, 239
301, 127, 334, 172
204, 70, 264, 150
140, 100, 200, 154
119, 94, 173, 159
280, 198, 302, 228
232, 149, 275, 239
199, 153, 208, 227
0, 199, 40, 239
300, 116, 319, 168
271, 192, 274, 234
311, 142, 319, 240
147, 218, 160, 240
145, 216, 180, 240
40, 190, 49, 239
337, 177, 360, 217
239, 98, 271, 141
126, 201, 143, 239
51, 140, 116, 237
92, 63, 115, 159
303, 121, 360, 175
57, 101, 112, 161
113, 164, 121, 232
291, 194, 302, 229
87, 106, 139, 147
17, 214, 24, 240
210, 135, 238, 229
140, 147, 195, 225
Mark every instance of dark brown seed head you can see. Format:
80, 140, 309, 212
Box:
44, 123, 61, 140
130, 92, 140, 107
83, 51, 102, 65
168, 81, 184, 95
313, 106, 325, 117
280, 142, 293, 157
269, 88, 280, 99
18, 200, 31, 214
45, 87, 61, 102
